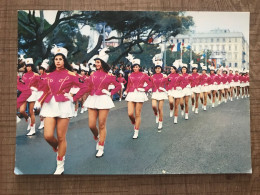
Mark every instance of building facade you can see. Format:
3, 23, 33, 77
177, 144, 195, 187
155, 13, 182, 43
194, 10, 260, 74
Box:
174, 28, 249, 70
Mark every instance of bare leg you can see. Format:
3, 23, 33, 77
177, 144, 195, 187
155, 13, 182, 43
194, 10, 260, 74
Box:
56, 118, 70, 158
128, 102, 136, 125
88, 108, 99, 138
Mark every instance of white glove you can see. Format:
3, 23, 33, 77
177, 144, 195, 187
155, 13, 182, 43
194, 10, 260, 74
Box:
102, 89, 111, 96
30, 86, 38, 92
186, 84, 191, 88
137, 88, 145, 92
64, 93, 74, 102
176, 87, 182, 91
214, 82, 218, 85
123, 91, 127, 97
34, 101, 41, 109
148, 88, 152, 93
159, 87, 167, 92
220, 82, 223, 84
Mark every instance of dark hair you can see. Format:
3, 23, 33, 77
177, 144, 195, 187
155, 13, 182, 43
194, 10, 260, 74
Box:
131, 64, 143, 72
181, 66, 189, 74
170, 66, 179, 73
94, 59, 110, 73
17, 60, 26, 71
153, 66, 163, 74
24, 64, 38, 73
49, 54, 72, 72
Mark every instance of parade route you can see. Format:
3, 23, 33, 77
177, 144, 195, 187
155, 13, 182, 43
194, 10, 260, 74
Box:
15, 97, 251, 175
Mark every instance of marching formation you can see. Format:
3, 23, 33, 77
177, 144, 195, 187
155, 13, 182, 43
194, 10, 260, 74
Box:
17, 45, 250, 175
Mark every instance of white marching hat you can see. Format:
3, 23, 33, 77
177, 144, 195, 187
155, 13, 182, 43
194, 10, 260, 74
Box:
172, 59, 181, 69
72, 63, 79, 70
51, 44, 68, 58
234, 68, 239, 72
209, 66, 215, 71
80, 64, 85, 71
202, 66, 207, 71
119, 70, 125, 76
154, 60, 163, 67
25, 58, 34, 65
222, 67, 228, 72
94, 48, 109, 63
229, 67, 233, 72
181, 63, 188, 68
200, 63, 204, 67
191, 63, 198, 69
126, 53, 140, 66
19, 54, 25, 62
41, 59, 49, 70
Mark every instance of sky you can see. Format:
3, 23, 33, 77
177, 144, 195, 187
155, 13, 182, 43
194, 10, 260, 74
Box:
24, 10, 250, 43
185, 11, 250, 43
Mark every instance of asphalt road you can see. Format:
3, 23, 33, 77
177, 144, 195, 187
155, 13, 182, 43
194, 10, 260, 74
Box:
15, 95, 251, 175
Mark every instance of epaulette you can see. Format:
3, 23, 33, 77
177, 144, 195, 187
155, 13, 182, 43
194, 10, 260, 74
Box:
67, 70, 76, 76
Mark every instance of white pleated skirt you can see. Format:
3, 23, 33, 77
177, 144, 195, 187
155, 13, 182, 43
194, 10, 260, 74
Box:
168, 89, 184, 98
229, 82, 235, 87
182, 87, 192, 96
201, 85, 210, 93
191, 86, 201, 94
234, 81, 240, 87
70, 87, 80, 94
210, 85, 218, 91
40, 96, 75, 118
224, 84, 230, 89
125, 89, 148, 102
218, 84, 224, 90
151, 91, 168, 100
37, 91, 44, 99
121, 83, 125, 89
84, 94, 114, 109
245, 82, 249, 86
27, 90, 38, 102
240, 82, 246, 87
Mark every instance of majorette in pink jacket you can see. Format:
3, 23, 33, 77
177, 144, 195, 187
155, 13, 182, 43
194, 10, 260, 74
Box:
227, 73, 234, 83
215, 74, 222, 85
125, 71, 152, 92
150, 73, 168, 92
167, 73, 185, 90
222, 74, 229, 84
17, 75, 32, 108
38, 68, 89, 104
233, 73, 240, 82
117, 77, 127, 85
22, 71, 40, 89
209, 73, 217, 85
181, 73, 192, 88
199, 73, 210, 86
189, 73, 201, 88
73, 69, 122, 101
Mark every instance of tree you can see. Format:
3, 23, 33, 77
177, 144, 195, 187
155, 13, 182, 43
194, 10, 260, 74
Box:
18, 11, 194, 64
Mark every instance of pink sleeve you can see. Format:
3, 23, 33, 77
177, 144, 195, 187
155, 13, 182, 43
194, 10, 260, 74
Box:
73, 77, 91, 101
110, 75, 122, 95
144, 74, 152, 92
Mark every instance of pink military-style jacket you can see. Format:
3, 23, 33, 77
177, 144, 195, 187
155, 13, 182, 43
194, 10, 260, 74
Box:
117, 77, 127, 85
227, 73, 234, 83
167, 73, 185, 90
22, 71, 40, 89
125, 71, 152, 92
38, 68, 89, 104
181, 73, 192, 88
222, 74, 229, 84
17, 75, 32, 108
199, 73, 210, 86
73, 69, 121, 101
150, 73, 168, 92
209, 73, 217, 85
189, 73, 201, 88
233, 73, 240, 82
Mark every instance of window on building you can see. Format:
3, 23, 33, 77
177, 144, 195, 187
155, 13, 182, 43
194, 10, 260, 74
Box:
235, 38, 237, 42
217, 38, 219, 42
235, 53, 237, 59
229, 38, 231, 42
229, 45, 231, 51
222, 45, 225, 51
223, 38, 225, 42
235, 45, 237, 51
211, 38, 213, 42
235, 63, 238, 67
